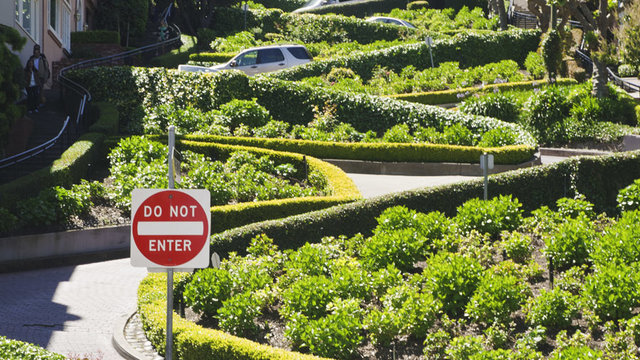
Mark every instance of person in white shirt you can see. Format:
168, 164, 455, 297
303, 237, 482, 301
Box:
24, 58, 41, 113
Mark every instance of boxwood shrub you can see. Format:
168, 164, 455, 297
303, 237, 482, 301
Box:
269, 29, 541, 81
0, 336, 65, 360
210, 150, 640, 257
66, 66, 537, 160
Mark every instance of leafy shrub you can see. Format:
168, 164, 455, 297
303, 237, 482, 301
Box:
549, 346, 604, 360
360, 206, 456, 271
501, 232, 533, 264
183, 268, 233, 318
382, 124, 414, 143
408, 1, 429, 10
280, 275, 337, 319
420, 252, 484, 317
617, 179, 640, 212
0, 208, 18, 234
216, 291, 265, 336
379, 283, 442, 337
455, 195, 523, 238
523, 85, 570, 144
294, 298, 364, 359
544, 214, 598, 271
0, 336, 66, 360
584, 263, 640, 321
477, 127, 520, 147
460, 92, 520, 123
556, 194, 595, 220
443, 123, 475, 146
540, 30, 562, 80
423, 329, 451, 360
618, 64, 638, 77
465, 271, 531, 326
524, 287, 578, 329
524, 51, 546, 80
219, 98, 273, 130
590, 210, 640, 266
445, 335, 484, 360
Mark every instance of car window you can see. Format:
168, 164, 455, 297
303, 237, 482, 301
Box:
287, 47, 312, 60
236, 50, 258, 66
257, 49, 285, 64
389, 19, 402, 25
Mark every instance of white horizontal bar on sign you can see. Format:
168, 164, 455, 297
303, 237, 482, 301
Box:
137, 221, 203, 236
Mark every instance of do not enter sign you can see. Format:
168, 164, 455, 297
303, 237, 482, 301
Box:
131, 189, 210, 268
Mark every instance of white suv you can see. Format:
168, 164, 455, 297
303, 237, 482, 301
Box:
178, 44, 313, 76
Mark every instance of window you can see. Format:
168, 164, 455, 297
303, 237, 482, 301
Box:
15, 0, 34, 35
49, 0, 58, 32
257, 49, 284, 64
287, 47, 312, 60
236, 50, 257, 66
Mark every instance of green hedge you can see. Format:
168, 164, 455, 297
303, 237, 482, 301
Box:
269, 29, 541, 81
88, 101, 119, 135
302, 0, 407, 16
210, 151, 640, 257
137, 273, 328, 360
0, 104, 118, 212
183, 134, 536, 164
138, 136, 361, 233
389, 78, 578, 105
0, 336, 65, 360
66, 67, 536, 156
0, 132, 106, 212
189, 52, 235, 63
137, 151, 640, 359
71, 30, 120, 44
209, 6, 412, 43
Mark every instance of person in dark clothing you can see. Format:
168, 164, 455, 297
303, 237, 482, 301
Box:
28, 44, 49, 106
24, 57, 41, 113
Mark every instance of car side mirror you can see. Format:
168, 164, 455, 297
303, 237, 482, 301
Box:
230, 60, 237, 67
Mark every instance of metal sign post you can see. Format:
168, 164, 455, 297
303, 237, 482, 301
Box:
167, 125, 175, 360
129, 126, 211, 360
479, 153, 494, 200
425, 36, 434, 68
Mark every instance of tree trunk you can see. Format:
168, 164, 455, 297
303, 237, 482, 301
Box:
497, 0, 509, 30
591, 58, 609, 97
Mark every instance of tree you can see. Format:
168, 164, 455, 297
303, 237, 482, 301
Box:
618, 0, 640, 69
488, 0, 509, 30
175, 0, 240, 38
0, 25, 26, 156
528, 0, 616, 97
564, 0, 616, 97
95, 0, 149, 46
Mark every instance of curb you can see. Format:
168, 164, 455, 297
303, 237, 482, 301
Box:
326, 156, 541, 176
113, 311, 162, 360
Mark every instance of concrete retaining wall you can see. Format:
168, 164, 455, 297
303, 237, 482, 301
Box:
0, 225, 129, 272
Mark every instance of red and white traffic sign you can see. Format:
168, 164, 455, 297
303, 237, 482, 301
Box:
131, 189, 210, 268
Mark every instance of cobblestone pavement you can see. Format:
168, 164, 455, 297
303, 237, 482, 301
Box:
0, 258, 148, 359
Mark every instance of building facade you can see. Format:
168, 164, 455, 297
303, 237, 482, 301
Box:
2, 0, 96, 88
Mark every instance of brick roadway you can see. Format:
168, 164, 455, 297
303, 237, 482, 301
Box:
0, 258, 148, 359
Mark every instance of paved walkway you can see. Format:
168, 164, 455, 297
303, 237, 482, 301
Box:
0, 259, 147, 359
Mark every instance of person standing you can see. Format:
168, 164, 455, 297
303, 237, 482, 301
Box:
28, 44, 49, 105
24, 58, 41, 114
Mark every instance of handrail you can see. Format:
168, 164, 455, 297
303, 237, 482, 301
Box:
0, 116, 70, 170
1, 24, 182, 174
575, 48, 640, 94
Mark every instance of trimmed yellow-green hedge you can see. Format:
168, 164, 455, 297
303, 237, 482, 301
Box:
388, 78, 579, 105
142, 137, 362, 233
182, 134, 536, 165
188, 52, 235, 63
137, 273, 328, 360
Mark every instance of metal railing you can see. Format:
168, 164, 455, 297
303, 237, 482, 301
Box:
574, 49, 640, 94
0, 116, 70, 170
0, 24, 181, 172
